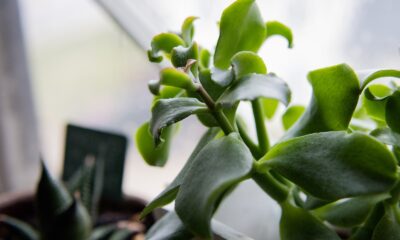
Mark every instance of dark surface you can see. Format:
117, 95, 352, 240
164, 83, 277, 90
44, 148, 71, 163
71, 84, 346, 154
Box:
62, 124, 128, 202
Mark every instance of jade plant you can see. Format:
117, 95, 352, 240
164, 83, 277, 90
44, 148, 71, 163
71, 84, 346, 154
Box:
0, 161, 147, 240
136, 0, 400, 239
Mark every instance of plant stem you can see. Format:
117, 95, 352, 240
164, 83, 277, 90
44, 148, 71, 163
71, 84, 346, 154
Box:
236, 120, 262, 158
252, 169, 289, 203
196, 86, 234, 135
251, 99, 269, 155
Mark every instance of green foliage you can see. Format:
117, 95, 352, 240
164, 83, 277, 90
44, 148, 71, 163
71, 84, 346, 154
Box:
214, 0, 266, 69
259, 131, 397, 200
138, 0, 400, 239
175, 133, 253, 238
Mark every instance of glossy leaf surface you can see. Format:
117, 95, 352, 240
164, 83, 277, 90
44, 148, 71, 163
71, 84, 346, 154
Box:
280, 202, 340, 240
171, 43, 198, 68
231, 51, 266, 79
260, 131, 398, 200
282, 105, 305, 130
265, 21, 293, 48
370, 127, 400, 147
284, 64, 360, 139
136, 122, 173, 167
146, 211, 193, 240
175, 133, 253, 238
359, 69, 400, 90
159, 68, 197, 92
150, 98, 207, 145
217, 73, 290, 108
371, 205, 400, 240
140, 128, 220, 218
317, 194, 389, 227
181, 16, 198, 45
148, 33, 185, 62
363, 84, 391, 121
386, 91, 400, 133
214, 0, 266, 69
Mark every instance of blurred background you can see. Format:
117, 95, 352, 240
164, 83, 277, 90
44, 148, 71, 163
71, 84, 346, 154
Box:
0, 0, 399, 239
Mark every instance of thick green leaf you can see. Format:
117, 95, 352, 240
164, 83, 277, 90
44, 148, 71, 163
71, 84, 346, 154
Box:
181, 16, 198, 45
140, 128, 220, 218
214, 0, 266, 69
146, 211, 193, 240
217, 73, 290, 108
372, 204, 400, 240
265, 21, 293, 48
370, 127, 400, 147
109, 229, 135, 240
199, 48, 211, 69
171, 43, 199, 68
231, 51, 266, 79
359, 69, 400, 90
261, 98, 279, 119
175, 133, 253, 238
284, 64, 360, 139
211, 67, 234, 87
42, 200, 92, 240
280, 202, 340, 240
350, 203, 385, 240
259, 131, 398, 201
37, 162, 72, 224
282, 105, 305, 130
159, 68, 197, 92
0, 215, 39, 240
136, 122, 174, 167
363, 84, 391, 121
148, 33, 185, 62
316, 194, 389, 228
150, 98, 208, 145
386, 91, 400, 133
303, 195, 332, 210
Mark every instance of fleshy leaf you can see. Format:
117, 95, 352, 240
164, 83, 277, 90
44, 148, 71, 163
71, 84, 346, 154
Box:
140, 128, 220, 218
0, 215, 39, 240
214, 0, 266, 69
181, 16, 198, 45
363, 84, 391, 121
37, 162, 72, 224
148, 33, 185, 62
358, 69, 400, 90
217, 73, 290, 108
43, 200, 92, 240
146, 211, 193, 240
136, 122, 174, 167
150, 98, 208, 145
261, 98, 279, 119
370, 127, 400, 147
386, 91, 400, 133
175, 133, 253, 238
231, 51, 266, 79
350, 203, 385, 240
280, 202, 340, 240
284, 64, 360, 139
265, 21, 293, 48
371, 204, 400, 240
171, 43, 199, 68
199, 48, 211, 69
282, 105, 305, 130
259, 131, 398, 201
316, 194, 389, 228
211, 67, 234, 87
159, 68, 197, 92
